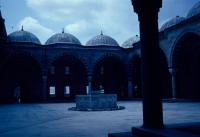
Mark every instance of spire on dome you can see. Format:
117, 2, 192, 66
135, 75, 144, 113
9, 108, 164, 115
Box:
62, 28, 65, 33
100, 30, 103, 35
21, 25, 24, 31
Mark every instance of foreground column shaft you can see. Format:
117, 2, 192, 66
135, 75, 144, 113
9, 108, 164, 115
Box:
132, 0, 164, 128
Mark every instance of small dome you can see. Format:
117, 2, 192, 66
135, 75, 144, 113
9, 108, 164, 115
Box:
46, 31, 81, 45
160, 16, 185, 31
86, 32, 119, 47
187, 1, 200, 18
122, 35, 140, 48
7, 28, 41, 44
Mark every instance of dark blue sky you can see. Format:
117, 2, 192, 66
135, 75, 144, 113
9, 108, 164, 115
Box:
0, 0, 199, 45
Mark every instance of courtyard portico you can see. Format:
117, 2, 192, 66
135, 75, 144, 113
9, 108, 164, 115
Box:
0, 2, 200, 103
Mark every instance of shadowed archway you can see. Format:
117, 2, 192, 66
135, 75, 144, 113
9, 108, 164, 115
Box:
131, 56, 142, 98
92, 56, 128, 99
131, 49, 171, 99
48, 55, 88, 100
0, 54, 43, 103
173, 33, 200, 99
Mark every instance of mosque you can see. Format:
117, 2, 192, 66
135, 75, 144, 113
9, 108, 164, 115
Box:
0, 2, 199, 103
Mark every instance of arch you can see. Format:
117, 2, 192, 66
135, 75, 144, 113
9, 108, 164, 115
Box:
0, 54, 43, 103
47, 54, 88, 100
170, 29, 200, 67
129, 48, 171, 98
92, 55, 128, 99
50, 53, 89, 71
172, 32, 200, 98
92, 53, 124, 71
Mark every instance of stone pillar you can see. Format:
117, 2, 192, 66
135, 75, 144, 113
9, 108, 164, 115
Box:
87, 75, 92, 95
131, 0, 164, 128
169, 68, 177, 99
128, 77, 133, 98
42, 75, 48, 101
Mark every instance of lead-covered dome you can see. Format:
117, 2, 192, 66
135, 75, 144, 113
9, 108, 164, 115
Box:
86, 32, 119, 47
45, 31, 81, 45
160, 16, 185, 31
122, 35, 140, 48
7, 28, 41, 44
187, 1, 200, 18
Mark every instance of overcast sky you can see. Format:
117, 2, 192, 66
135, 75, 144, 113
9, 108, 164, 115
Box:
1, 0, 199, 45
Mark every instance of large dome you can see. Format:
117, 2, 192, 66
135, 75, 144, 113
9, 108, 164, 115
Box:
46, 32, 81, 45
160, 16, 185, 31
86, 32, 119, 47
122, 35, 140, 48
7, 29, 41, 44
187, 1, 200, 18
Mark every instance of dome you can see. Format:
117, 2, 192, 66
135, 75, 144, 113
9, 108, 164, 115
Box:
187, 1, 200, 18
86, 32, 119, 47
122, 35, 140, 48
7, 28, 41, 44
160, 16, 185, 31
45, 31, 81, 45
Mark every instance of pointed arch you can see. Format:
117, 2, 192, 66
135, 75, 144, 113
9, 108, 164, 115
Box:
172, 32, 200, 98
92, 54, 128, 99
0, 54, 43, 103
48, 54, 88, 100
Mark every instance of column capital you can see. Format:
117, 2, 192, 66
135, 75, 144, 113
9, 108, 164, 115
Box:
42, 68, 48, 76
168, 68, 178, 75
131, 0, 162, 15
128, 76, 133, 81
42, 75, 47, 79
87, 74, 92, 82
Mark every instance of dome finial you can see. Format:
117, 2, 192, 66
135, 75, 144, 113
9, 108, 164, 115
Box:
101, 30, 103, 35
62, 28, 65, 33
21, 25, 24, 31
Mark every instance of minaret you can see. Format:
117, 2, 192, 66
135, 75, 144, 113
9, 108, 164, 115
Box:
0, 9, 7, 43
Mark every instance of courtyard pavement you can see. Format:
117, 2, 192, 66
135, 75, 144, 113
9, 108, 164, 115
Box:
0, 101, 199, 137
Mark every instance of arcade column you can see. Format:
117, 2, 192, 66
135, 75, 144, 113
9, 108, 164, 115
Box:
131, 0, 164, 128
169, 68, 177, 99
128, 76, 133, 98
42, 75, 48, 101
87, 74, 92, 95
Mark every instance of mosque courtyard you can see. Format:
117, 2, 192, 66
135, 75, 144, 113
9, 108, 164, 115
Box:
0, 101, 199, 137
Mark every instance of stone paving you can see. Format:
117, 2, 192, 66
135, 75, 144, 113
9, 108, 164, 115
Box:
0, 101, 199, 137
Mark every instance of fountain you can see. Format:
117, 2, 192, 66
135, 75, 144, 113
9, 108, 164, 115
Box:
69, 90, 125, 111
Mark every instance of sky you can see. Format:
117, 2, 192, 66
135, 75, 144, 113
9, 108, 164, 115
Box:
0, 0, 199, 45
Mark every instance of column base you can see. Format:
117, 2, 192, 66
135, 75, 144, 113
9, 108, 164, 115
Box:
108, 123, 200, 137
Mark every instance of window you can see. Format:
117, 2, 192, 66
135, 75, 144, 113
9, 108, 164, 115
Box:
64, 86, 70, 97
50, 66, 55, 74
49, 86, 55, 97
65, 66, 70, 75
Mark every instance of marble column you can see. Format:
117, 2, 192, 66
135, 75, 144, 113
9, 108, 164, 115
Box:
87, 75, 92, 95
169, 68, 177, 99
42, 75, 48, 101
128, 77, 133, 98
131, 0, 164, 128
